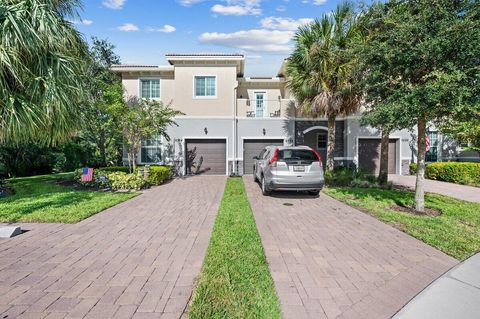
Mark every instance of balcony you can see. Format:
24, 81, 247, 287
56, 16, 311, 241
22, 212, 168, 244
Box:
237, 98, 295, 118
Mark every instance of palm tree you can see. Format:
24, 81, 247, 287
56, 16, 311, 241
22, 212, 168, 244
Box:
286, 2, 361, 171
0, 0, 90, 146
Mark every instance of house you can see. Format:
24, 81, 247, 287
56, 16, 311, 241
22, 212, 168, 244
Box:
111, 53, 457, 176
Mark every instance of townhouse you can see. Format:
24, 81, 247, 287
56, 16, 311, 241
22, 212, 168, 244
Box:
112, 53, 457, 176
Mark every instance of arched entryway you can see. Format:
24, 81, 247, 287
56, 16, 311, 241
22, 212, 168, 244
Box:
302, 126, 328, 167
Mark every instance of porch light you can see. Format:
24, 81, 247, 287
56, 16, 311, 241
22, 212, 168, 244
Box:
204, 127, 208, 135
263, 128, 266, 136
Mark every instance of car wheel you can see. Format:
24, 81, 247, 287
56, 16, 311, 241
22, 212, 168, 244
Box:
308, 190, 320, 196
253, 168, 258, 182
261, 176, 270, 196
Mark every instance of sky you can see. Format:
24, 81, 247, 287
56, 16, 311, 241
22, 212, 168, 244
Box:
72, 0, 346, 76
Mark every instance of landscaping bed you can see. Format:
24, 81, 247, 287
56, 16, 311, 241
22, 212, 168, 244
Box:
189, 178, 281, 319
0, 173, 138, 223
323, 186, 480, 261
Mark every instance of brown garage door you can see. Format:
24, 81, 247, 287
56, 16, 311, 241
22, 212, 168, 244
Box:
358, 139, 397, 175
185, 139, 226, 175
243, 139, 284, 174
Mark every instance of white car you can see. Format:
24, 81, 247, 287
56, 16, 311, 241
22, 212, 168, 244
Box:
253, 146, 324, 196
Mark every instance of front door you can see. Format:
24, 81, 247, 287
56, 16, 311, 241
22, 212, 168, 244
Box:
255, 92, 266, 117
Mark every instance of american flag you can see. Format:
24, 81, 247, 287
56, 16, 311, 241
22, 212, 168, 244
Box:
81, 168, 94, 182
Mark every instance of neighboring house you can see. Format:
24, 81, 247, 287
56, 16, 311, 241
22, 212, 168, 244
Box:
111, 53, 459, 176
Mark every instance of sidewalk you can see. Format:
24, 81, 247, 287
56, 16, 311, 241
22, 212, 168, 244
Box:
394, 253, 480, 319
389, 175, 480, 203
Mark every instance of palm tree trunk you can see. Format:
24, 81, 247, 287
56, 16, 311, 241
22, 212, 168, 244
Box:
415, 119, 426, 212
327, 114, 336, 171
378, 129, 390, 185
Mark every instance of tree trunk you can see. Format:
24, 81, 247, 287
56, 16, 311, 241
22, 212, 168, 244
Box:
378, 129, 390, 185
415, 119, 426, 212
326, 114, 336, 171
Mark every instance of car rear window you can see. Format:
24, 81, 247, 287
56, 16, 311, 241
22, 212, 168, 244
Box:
277, 149, 318, 161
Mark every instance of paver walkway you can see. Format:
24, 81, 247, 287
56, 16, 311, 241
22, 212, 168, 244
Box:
243, 177, 458, 319
0, 176, 226, 319
389, 174, 480, 203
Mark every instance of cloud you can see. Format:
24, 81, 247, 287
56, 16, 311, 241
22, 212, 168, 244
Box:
146, 25, 177, 33
260, 17, 313, 31
178, 0, 205, 6
211, 4, 261, 15
276, 5, 286, 12
117, 23, 139, 32
209, 0, 262, 16
103, 0, 126, 9
69, 19, 93, 26
311, 0, 327, 5
199, 29, 293, 54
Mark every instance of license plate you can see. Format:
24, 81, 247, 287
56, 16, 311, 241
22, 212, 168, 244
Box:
293, 166, 305, 172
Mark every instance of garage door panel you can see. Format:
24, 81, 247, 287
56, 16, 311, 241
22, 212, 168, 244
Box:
358, 139, 396, 175
186, 139, 226, 175
243, 139, 284, 174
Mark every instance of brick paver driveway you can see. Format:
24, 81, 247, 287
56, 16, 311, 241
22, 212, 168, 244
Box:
0, 176, 226, 319
244, 177, 457, 319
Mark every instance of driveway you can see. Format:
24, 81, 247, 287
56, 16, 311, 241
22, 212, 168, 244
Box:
0, 176, 226, 319
244, 177, 457, 319
389, 174, 480, 203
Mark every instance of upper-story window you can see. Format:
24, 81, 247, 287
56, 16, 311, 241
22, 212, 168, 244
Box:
140, 79, 160, 99
195, 76, 216, 97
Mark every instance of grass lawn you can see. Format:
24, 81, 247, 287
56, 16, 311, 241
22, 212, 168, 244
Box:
189, 178, 281, 319
0, 173, 138, 223
323, 187, 480, 261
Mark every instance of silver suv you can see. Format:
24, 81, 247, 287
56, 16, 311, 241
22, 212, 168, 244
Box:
253, 146, 324, 196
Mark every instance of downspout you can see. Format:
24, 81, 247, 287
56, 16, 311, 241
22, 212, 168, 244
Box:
232, 84, 238, 176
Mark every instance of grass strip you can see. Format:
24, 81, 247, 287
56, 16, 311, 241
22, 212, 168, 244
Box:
189, 177, 281, 319
0, 173, 138, 223
323, 187, 480, 261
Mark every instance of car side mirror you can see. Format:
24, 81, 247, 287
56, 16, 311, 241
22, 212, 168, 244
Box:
253, 156, 259, 160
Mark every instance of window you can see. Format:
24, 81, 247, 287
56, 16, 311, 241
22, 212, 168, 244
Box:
195, 76, 216, 97
278, 149, 318, 162
141, 136, 162, 163
317, 132, 327, 149
426, 131, 438, 162
140, 79, 160, 99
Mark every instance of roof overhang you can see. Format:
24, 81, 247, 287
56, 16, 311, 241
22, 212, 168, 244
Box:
165, 53, 245, 77
110, 65, 174, 74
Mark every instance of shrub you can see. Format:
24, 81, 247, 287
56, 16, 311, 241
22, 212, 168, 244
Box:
325, 167, 375, 187
74, 168, 111, 189
147, 166, 173, 186
108, 172, 146, 191
425, 162, 480, 186
409, 163, 417, 175
100, 166, 131, 174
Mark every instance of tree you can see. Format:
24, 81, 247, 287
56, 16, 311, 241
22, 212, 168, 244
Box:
355, 0, 479, 212
83, 37, 125, 166
286, 2, 362, 171
121, 97, 183, 172
0, 0, 90, 145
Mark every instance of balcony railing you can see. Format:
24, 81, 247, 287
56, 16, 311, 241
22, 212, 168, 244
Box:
237, 98, 295, 118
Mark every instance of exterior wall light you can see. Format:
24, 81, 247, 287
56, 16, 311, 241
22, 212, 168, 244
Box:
204, 127, 208, 135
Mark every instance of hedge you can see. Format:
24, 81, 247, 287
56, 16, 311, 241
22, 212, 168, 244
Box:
426, 162, 480, 186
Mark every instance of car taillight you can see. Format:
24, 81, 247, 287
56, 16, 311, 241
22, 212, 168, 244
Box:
269, 148, 279, 167
312, 149, 323, 167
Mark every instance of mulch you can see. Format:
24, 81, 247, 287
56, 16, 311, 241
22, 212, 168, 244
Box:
390, 204, 441, 217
